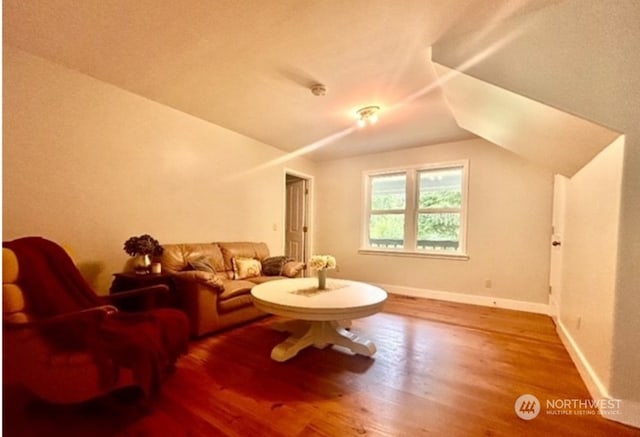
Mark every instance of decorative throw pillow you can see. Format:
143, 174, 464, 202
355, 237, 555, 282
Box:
188, 256, 216, 273
232, 257, 262, 280
282, 261, 305, 278
261, 256, 293, 276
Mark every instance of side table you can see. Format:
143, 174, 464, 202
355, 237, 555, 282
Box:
110, 272, 177, 309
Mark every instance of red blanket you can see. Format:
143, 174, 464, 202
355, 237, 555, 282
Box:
4, 236, 189, 398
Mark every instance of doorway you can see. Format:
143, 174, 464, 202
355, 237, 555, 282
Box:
284, 172, 311, 268
549, 174, 568, 321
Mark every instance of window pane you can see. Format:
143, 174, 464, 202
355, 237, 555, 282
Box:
371, 173, 406, 210
369, 214, 405, 249
419, 168, 462, 209
417, 213, 460, 251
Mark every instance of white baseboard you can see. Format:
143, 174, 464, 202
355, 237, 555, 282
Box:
556, 320, 640, 429
556, 319, 610, 400
379, 283, 551, 315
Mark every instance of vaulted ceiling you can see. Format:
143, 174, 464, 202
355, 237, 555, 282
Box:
4, 0, 630, 169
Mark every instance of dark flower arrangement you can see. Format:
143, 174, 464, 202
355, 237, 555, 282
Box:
123, 234, 164, 257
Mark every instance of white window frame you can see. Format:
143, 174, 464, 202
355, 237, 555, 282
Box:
360, 160, 469, 260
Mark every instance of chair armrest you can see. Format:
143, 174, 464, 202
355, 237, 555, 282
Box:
3, 305, 118, 331
282, 261, 306, 278
106, 284, 169, 301
4, 305, 118, 350
104, 284, 170, 310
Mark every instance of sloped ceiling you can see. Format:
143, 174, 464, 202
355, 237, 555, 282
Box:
432, 0, 639, 138
4, 0, 567, 163
2, 0, 475, 161
434, 63, 620, 177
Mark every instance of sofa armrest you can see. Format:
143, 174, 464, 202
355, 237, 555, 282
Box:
282, 261, 306, 278
169, 273, 224, 336
171, 271, 225, 292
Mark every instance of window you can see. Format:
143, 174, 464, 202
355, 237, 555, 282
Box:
362, 161, 468, 257
369, 173, 407, 249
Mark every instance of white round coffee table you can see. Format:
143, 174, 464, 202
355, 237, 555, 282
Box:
251, 278, 387, 362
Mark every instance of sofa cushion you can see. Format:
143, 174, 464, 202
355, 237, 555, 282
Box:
218, 242, 270, 273
219, 279, 256, 301
187, 256, 216, 273
217, 294, 255, 314
161, 243, 225, 273
172, 271, 224, 292
282, 261, 305, 278
232, 257, 262, 280
261, 256, 293, 276
247, 275, 287, 285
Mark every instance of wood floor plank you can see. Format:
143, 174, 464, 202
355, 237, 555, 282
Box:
4, 294, 639, 436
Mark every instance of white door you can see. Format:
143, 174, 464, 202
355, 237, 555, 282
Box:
285, 177, 307, 264
549, 174, 568, 321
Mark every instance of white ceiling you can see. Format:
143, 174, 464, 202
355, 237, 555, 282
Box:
3, 0, 567, 162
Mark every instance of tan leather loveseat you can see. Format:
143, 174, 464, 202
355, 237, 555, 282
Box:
161, 242, 304, 337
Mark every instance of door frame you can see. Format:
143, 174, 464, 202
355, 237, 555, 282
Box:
549, 174, 568, 321
283, 169, 313, 273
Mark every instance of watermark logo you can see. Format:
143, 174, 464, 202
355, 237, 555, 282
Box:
545, 398, 621, 416
514, 395, 622, 420
515, 394, 541, 420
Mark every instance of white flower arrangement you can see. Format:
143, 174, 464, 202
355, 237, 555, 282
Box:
308, 254, 337, 270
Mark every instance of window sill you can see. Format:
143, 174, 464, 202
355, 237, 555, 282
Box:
358, 248, 469, 261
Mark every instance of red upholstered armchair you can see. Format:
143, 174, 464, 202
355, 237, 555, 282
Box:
2, 238, 190, 405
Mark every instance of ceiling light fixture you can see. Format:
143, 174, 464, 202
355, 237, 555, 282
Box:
356, 106, 380, 127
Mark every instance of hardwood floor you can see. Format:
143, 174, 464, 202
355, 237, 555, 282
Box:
4, 294, 639, 436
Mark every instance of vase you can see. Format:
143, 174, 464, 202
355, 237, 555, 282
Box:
134, 254, 151, 275
317, 269, 327, 290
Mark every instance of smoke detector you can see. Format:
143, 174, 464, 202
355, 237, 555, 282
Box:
311, 83, 327, 96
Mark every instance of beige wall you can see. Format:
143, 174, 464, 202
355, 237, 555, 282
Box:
3, 46, 316, 294
314, 138, 554, 304
434, 0, 640, 412
612, 137, 640, 405
561, 137, 625, 390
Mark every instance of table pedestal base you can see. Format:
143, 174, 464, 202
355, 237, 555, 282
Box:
270, 319, 376, 362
